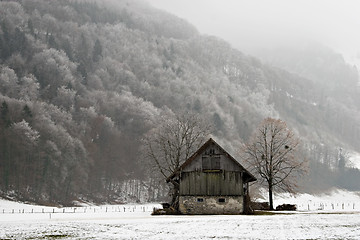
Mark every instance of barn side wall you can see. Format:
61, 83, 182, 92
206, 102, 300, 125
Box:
179, 171, 243, 196
179, 196, 244, 214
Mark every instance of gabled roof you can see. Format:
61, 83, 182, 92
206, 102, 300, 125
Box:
166, 138, 257, 183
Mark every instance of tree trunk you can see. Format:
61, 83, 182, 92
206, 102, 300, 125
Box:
243, 192, 253, 214
170, 181, 180, 211
269, 184, 274, 210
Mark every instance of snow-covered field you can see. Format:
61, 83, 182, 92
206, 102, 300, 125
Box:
1, 190, 360, 239
2, 211, 360, 239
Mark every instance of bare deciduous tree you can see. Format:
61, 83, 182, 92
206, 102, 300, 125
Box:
243, 118, 307, 210
142, 112, 211, 209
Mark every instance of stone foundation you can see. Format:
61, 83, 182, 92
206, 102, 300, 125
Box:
179, 196, 244, 214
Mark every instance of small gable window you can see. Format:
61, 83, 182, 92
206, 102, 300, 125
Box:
202, 156, 220, 170
218, 198, 226, 203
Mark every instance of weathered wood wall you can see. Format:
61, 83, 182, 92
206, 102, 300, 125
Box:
179, 171, 243, 196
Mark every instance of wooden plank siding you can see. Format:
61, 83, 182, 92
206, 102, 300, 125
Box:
179, 171, 243, 196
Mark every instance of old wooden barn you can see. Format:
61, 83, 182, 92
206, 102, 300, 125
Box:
167, 138, 256, 214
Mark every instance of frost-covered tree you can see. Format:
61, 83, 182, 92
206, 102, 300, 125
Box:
32, 48, 77, 100
19, 74, 39, 101
0, 66, 19, 98
243, 118, 307, 210
143, 112, 211, 209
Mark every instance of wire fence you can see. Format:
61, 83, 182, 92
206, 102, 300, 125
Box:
0, 204, 158, 215
294, 201, 359, 211
1, 202, 360, 215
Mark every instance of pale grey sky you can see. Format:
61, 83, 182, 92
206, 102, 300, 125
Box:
147, 0, 360, 67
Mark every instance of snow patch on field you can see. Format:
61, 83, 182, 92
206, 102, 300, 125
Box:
349, 151, 360, 169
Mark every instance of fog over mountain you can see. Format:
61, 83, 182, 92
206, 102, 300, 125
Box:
0, 0, 359, 205
148, 0, 360, 69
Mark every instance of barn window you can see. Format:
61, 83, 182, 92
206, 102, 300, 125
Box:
202, 156, 221, 170
202, 156, 211, 170
218, 198, 226, 203
197, 198, 204, 202
212, 156, 220, 169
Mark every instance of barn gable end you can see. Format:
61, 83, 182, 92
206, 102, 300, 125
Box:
181, 141, 244, 173
168, 138, 256, 215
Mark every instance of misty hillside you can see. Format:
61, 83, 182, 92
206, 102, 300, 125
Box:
253, 43, 360, 106
0, 0, 359, 204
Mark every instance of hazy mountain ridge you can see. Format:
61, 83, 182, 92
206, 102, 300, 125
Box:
254, 43, 360, 108
253, 43, 360, 149
0, 0, 359, 204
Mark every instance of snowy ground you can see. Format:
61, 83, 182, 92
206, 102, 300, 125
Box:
272, 189, 360, 211
1, 190, 360, 239
349, 151, 360, 169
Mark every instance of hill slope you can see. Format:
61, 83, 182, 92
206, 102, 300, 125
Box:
0, 0, 359, 204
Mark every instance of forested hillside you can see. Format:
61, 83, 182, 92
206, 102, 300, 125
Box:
0, 0, 359, 204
